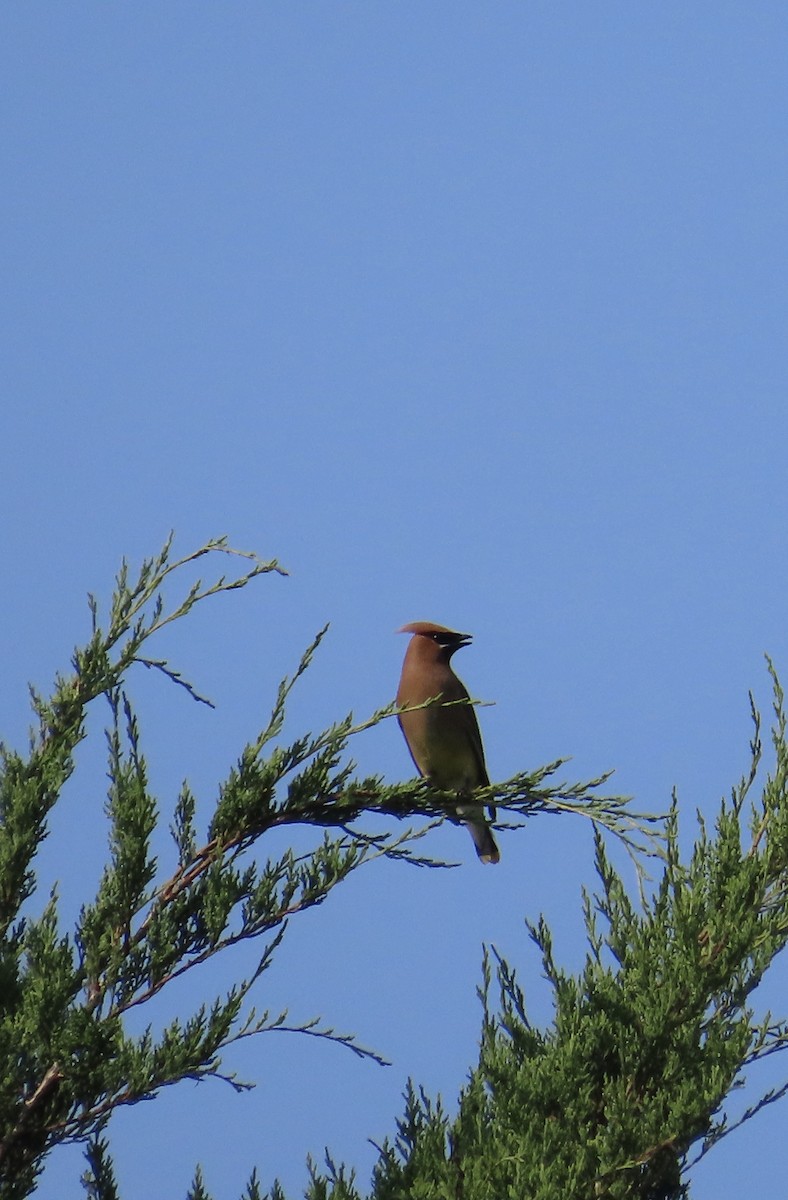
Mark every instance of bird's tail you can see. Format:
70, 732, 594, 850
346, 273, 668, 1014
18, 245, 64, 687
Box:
464, 819, 500, 865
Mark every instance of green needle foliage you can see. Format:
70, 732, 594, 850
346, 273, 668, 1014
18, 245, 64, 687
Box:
297, 672, 788, 1200
0, 536, 653, 1198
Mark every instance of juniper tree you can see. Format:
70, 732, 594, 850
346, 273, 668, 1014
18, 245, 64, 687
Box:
0, 537, 653, 1199
301, 672, 788, 1200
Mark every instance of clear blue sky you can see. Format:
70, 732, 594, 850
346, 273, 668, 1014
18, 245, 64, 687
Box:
2, 4, 788, 1197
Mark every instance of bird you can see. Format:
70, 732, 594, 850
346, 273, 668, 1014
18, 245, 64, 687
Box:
396, 621, 500, 864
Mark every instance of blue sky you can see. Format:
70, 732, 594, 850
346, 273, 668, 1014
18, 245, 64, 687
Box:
2, 4, 788, 1197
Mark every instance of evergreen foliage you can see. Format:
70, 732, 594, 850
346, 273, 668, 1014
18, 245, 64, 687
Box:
0, 537, 653, 1197
301, 675, 788, 1200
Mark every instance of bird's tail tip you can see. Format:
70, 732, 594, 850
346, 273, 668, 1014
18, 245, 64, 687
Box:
469, 823, 501, 865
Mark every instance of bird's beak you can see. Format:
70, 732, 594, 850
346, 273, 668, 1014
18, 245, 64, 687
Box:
456, 633, 473, 649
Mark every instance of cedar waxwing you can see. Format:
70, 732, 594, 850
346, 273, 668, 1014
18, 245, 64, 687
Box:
396, 621, 500, 864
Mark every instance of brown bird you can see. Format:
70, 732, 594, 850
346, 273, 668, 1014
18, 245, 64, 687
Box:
396, 621, 500, 864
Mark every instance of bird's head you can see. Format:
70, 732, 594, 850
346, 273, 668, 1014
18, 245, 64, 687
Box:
398, 621, 472, 662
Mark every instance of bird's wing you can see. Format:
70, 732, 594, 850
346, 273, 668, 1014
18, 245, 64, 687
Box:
449, 680, 490, 789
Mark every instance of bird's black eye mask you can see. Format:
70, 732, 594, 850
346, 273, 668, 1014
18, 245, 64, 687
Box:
430, 631, 470, 647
